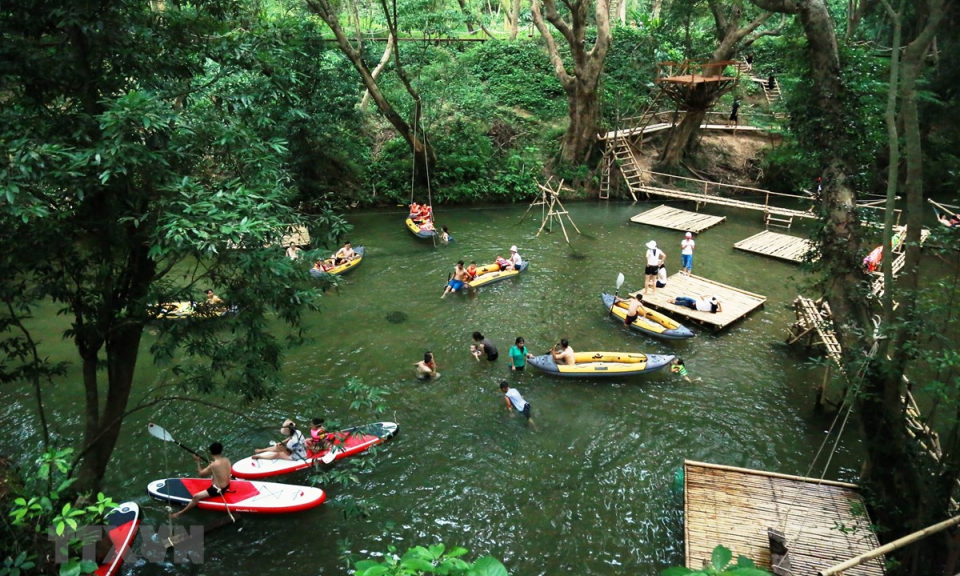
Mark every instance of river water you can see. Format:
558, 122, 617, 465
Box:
2, 201, 871, 575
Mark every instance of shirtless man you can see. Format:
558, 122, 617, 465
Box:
552, 339, 576, 366
615, 293, 648, 326
171, 442, 232, 518
441, 260, 470, 298
205, 289, 224, 306
334, 241, 356, 265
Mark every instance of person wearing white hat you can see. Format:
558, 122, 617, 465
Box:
680, 231, 695, 276
508, 245, 523, 270
644, 240, 666, 294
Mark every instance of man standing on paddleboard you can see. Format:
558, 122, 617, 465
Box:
171, 442, 231, 518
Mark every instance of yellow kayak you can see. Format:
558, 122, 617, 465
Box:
601, 293, 694, 340
405, 218, 436, 239
528, 351, 674, 377
467, 261, 530, 288
150, 301, 236, 320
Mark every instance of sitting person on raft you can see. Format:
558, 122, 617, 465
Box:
309, 259, 334, 278
419, 219, 435, 232
671, 295, 722, 314
615, 293, 648, 326
495, 254, 511, 270
552, 339, 576, 365
305, 418, 331, 453
333, 241, 356, 265
252, 419, 307, 461
508, 245, 522, 269
466, 261, 478, 280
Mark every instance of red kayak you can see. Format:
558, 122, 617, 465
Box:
95, 502, 140, 576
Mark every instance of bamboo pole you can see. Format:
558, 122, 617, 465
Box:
685, 461, 860, 489
818, 515, 960, 576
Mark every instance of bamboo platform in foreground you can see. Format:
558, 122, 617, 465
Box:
734, 230, 812, 263
629, 204, 726, 233
684, 461, 885, 576
639, 274, 765, 330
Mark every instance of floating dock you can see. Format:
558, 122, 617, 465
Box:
684, 460, 884, 576
629, 204, 726, 233
638, 274, 765, 330
734, 230, 813, 263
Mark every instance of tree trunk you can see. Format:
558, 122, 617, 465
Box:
619, 0, 626, 26
361, 33, 394, 112
651, 0, 662, 20
658, 108, 707, 168
530, 0, 611, 167
509, 0, 520, 39
74, 326, 144, 492
562, 82, 602, 164
455, 0, 476, 33
306, 0, 435, 178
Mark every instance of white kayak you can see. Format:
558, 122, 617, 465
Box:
147, 478, 325, 514
231, 421, 399, 480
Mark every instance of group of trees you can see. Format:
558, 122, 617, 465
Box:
2, 0, 960, 573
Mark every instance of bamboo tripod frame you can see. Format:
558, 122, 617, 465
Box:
520, 179, 582, 244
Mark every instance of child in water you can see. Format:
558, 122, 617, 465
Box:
670, 357, 698, 383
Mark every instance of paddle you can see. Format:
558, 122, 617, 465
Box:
147, 423, 235, 522
610, 272, 625, 316
148, 423, 207, 462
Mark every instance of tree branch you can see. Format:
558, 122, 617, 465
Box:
749, 0, 799, 13
744, 14, 786, 47
530, 0, 574, 87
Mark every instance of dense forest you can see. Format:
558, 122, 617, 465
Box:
2, 0, 960, 574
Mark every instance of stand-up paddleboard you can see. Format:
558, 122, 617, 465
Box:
147, 478, 325, 514
95, 502, 140, 576
231, 421, 399, 480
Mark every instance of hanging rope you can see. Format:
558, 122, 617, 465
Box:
774, 338, 881, 573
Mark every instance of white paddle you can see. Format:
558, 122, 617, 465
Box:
320, 447, 339, 464
615, 272, 625, 297
147, 423, 235, 522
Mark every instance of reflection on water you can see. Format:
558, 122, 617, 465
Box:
1, 201, 867, 575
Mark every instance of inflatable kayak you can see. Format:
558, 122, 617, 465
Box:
528, 351, 675, 377
601, 293, 694, 340
405, 218, 436, 239
147, 478, 325, 514
467, 261, 530, 289
309, 246, 366, 279
231, 421, 399, 479
95, 502, 140, 576
149, 301, 238, 320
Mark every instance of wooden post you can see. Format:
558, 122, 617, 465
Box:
816, 365, 830, 410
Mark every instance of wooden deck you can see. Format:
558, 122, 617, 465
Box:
638, 273, 765, 330
600, 123, 762, 140
685, 461, 885, 576
734, 230, 813, 263
629, 205, 726, 233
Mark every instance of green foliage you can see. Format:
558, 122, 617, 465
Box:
466, 41, 565, 116
661, 546, 771, 576
5, 449, 117, 576
354, 544, 508, 576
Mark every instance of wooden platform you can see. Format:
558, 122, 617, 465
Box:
629, 205, 726, 233
685, 461, 885, 576
734, 230, 812, 263
639, 274, 765, 330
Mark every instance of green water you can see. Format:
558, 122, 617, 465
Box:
1, 201, 869, 575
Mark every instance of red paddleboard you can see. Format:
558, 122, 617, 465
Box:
94, 502, 140, 576
231, 421, 399, 480
147, 478, 325, 514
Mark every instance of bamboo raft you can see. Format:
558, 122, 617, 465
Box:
734, 230, 813, 263
684, 461, 885, 576
640, 274, 765, 330
629, 204, 726, 233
